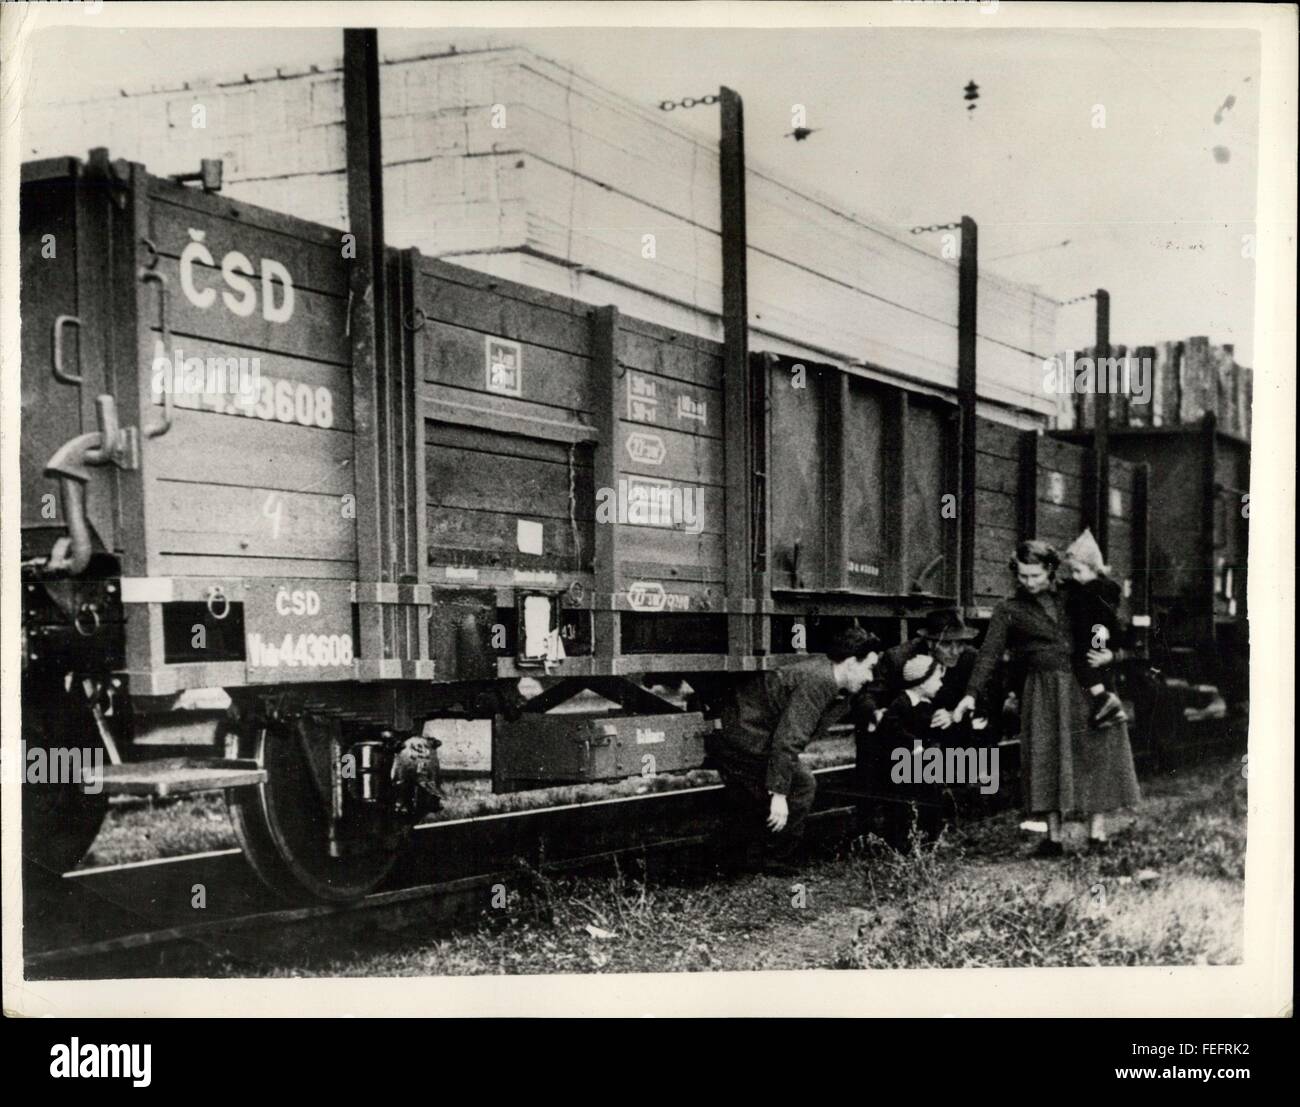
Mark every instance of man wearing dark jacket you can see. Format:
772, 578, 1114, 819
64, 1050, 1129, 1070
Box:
711, 626, 881, 873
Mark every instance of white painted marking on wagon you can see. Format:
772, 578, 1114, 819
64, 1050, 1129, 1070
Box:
485, 336, 522, 396
625, 431, 666, 465
626, 372, 658, 422
120, 577, 175, 603
513, 569, 557, 584
516, 519, 544, 555
677, 394, 708, 425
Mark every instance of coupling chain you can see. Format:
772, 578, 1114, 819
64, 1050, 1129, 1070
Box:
658, 94, 720, 111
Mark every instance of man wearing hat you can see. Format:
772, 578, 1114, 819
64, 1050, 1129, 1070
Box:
873, 608, 984, 738
710, 625, 882, 873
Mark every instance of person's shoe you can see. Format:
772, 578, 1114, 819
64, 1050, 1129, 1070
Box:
1090, 691, 1125, 728
1030, 838, 1064, 859
1088, 838, 1111, 856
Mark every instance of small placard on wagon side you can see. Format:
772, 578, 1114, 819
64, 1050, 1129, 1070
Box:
486, 336, 523, 396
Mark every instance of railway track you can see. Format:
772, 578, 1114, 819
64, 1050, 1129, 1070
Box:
33, 716, 1240, 978
25, 765, 868, 977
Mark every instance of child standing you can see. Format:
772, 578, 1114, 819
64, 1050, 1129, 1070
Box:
871, 655, 949, 845
1062, 529, 1125, 728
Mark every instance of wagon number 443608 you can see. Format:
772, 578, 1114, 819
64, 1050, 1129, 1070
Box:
246, 378, 334, 429
246, 631, 354, 669
167, 375, 335, 429
211, 377, 334, 428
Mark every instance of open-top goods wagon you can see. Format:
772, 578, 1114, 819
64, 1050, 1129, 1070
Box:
19, 151, 1150, 901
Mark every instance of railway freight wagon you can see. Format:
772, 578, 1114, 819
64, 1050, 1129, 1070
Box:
1054, 420, 1249, 710
19, 152, 1149, 902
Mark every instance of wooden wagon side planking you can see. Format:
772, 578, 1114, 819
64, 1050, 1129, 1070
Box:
19, 150, 1155, 901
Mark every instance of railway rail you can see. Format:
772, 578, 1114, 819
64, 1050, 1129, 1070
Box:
26, 765, 868, 976
25, 705, 1244, 976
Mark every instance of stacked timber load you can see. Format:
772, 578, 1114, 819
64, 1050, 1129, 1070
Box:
26, 39, 1058, 421
1052, 337, 1252, 439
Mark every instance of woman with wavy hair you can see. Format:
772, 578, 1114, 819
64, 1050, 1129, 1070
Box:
953, 539, 1140, 856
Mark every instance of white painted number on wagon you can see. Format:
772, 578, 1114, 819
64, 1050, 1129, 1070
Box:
247, 378, 334, 428
152, 348, 335, 429
247, 632, 354, 668
262, 493, 283, 539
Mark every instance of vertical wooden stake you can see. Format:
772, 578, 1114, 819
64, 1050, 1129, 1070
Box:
344, 29, 387, 662
720, 86, 753, 660
825, 373, 850, 590
1018, 429, 1040, 540
1132, 461, 1151, 651
885, 388, 909, 594
1201, 411, 1219, 637
957, 215, 979, 610
1093, 288, 1111, 554
591, 305, 621, 668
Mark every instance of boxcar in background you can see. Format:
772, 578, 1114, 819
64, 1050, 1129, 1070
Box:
972, 422, 1146, 622
1054, 418, 1249, 708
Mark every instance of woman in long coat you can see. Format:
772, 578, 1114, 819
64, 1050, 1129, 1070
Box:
953, 539, 1140, 855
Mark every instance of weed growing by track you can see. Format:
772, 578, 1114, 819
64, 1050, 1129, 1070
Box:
834, 763, 1246, 969
198, 755, 1243, 977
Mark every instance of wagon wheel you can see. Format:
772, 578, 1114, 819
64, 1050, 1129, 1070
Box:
21, 685, 110, 882
227, 715, 408, 903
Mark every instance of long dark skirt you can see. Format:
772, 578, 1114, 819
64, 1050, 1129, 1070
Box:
1020, 669, 1141, 816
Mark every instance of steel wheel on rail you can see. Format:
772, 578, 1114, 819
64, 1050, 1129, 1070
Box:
21, 681, 110, 883
226, 713, 414, 904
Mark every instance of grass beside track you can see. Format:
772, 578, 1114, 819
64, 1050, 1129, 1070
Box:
183, 752, 1244, 976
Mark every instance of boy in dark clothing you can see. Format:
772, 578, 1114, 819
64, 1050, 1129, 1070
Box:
1061, 529, 1126, 728
867, 654, 950, 845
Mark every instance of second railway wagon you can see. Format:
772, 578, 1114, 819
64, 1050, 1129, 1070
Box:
20, 151, 1150, 901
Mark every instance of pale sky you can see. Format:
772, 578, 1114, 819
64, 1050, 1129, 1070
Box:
21, 22, 1261, 363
